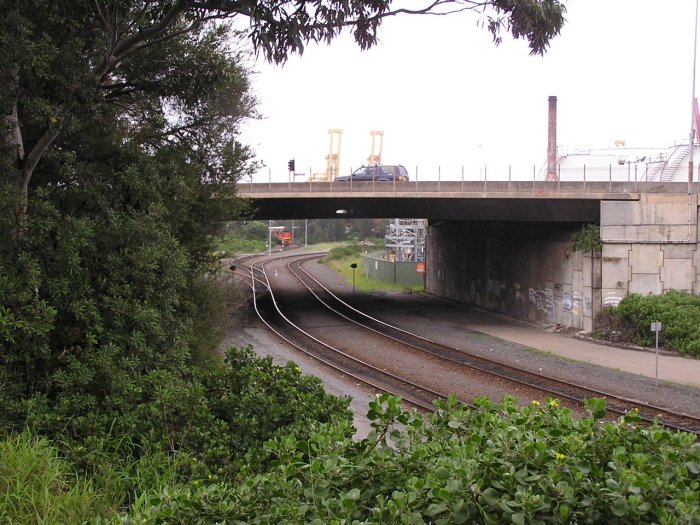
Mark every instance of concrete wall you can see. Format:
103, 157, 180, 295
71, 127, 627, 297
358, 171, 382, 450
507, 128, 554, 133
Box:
426, 193, 699, 332
600, 193, 699, 304
426, 222, 600, 330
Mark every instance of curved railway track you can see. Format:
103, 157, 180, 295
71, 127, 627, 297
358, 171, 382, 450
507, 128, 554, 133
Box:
233, 252, 700, 437
234, 254, 439, 411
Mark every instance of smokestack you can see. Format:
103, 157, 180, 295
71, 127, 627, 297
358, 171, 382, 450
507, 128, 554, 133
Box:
547, 96, 558, 181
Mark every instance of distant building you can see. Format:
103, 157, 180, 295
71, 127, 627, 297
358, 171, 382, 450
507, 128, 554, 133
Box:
551, 142, 700, 183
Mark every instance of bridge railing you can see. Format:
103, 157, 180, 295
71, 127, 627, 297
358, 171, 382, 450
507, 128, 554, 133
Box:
241, 179, 693, 195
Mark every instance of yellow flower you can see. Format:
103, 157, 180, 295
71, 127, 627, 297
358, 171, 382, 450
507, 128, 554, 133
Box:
555, 453, 566, 460
295, 366, 301, 373
531, 400, 540, 406
549, 400, 559, 408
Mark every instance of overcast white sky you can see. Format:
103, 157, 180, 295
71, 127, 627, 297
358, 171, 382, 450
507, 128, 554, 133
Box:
242, 0, 698, 182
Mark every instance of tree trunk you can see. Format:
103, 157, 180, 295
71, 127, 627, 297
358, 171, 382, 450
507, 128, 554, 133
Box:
2, 64, 24, 161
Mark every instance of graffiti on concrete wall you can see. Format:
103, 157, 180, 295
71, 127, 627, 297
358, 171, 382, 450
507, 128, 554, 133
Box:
571, 292, 583, 316
604, 292, 622, 307
528, 287, 556, 316
562, 292, 573, 311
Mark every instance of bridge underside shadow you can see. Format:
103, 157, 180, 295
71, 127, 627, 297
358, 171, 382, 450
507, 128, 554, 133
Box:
245, 196, 602, 223
426, 220, 596, 330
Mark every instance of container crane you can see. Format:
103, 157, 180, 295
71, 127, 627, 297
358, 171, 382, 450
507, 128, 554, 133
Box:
368, 129, 384, 166
309, 128, 342, 182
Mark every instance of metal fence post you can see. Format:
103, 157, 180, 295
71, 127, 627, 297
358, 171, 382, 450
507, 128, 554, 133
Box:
557, 164, 561, 192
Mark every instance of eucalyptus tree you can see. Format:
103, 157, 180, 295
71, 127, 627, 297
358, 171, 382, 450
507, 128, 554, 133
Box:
0, 0, 566, 468
1, 0, 566, 220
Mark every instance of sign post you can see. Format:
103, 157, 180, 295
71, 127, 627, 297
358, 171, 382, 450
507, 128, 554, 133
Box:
417, 261, 426, 291
650, 321, 662, 385
350, 263, 357, 293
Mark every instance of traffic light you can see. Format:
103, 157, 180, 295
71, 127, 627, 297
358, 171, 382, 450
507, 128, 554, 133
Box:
287, 159, 295, 172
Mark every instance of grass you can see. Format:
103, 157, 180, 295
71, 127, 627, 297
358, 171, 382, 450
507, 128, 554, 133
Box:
0, 432, 101, 524
215, 237, 267, 257
324, 255, 421, 292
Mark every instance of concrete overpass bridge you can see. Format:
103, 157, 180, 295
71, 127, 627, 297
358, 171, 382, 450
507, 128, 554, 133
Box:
238, 180, 667, 221
239, 181, 700, 332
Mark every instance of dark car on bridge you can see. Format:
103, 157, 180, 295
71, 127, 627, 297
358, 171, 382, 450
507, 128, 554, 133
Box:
334, 164, 410, 182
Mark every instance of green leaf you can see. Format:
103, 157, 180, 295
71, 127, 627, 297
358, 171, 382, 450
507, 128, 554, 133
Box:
435, 466, 450, 480
512, 513, 525, 525
346, 488, 361, 500
481, 488, 500, 507
612, 498, 628, 517
425, 503, 448, 517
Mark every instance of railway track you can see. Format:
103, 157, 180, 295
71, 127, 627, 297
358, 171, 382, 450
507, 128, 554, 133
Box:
234, 252, 700, 437
234, 254, 440, 411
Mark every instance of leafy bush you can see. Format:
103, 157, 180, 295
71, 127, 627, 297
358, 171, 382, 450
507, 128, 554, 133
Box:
24, 346, 351, 510
113, 394, 700, 524
571, 223, 602, 252
215, 236, 267, 257
321, 243, 367, 262
597, 291, 700, 356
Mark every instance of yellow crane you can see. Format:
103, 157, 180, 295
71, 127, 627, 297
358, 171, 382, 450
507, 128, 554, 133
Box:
368, 129, 384, 166
309, 128, 342, 182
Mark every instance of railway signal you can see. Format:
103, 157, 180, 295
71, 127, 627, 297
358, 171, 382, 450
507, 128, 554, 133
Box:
350, 262, 357, 293
287, 159, 295, 172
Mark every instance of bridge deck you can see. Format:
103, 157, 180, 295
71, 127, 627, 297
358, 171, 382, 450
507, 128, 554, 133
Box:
238, 181, 681, 222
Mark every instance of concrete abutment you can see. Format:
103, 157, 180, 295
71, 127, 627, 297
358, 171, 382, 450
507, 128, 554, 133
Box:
426, 194, 699, 332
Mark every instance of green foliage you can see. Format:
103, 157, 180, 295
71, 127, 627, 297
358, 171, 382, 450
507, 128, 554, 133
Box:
0, 432, 101, 524
571, 223, 602, 252
215, 237, 267, 257
214, 221, 269, 256
321, 242, 368, 262
114, 394, 700, 524
1, 345, 351, 513
596, 291, 700, 356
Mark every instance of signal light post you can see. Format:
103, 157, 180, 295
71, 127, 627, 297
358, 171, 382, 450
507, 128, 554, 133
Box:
350, 262, 357, 293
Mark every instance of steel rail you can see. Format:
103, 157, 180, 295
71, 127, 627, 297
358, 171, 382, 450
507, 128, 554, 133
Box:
248, 258, 439, 412
285, 254, 700, 436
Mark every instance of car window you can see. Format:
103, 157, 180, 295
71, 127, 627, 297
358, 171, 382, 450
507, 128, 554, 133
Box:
399, 166, 408, 176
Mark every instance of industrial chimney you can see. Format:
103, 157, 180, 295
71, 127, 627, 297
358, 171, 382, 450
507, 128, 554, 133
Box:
546, 96, 558, 181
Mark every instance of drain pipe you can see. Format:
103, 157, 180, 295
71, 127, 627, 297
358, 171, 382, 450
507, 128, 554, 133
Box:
546, 96, 558, 182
